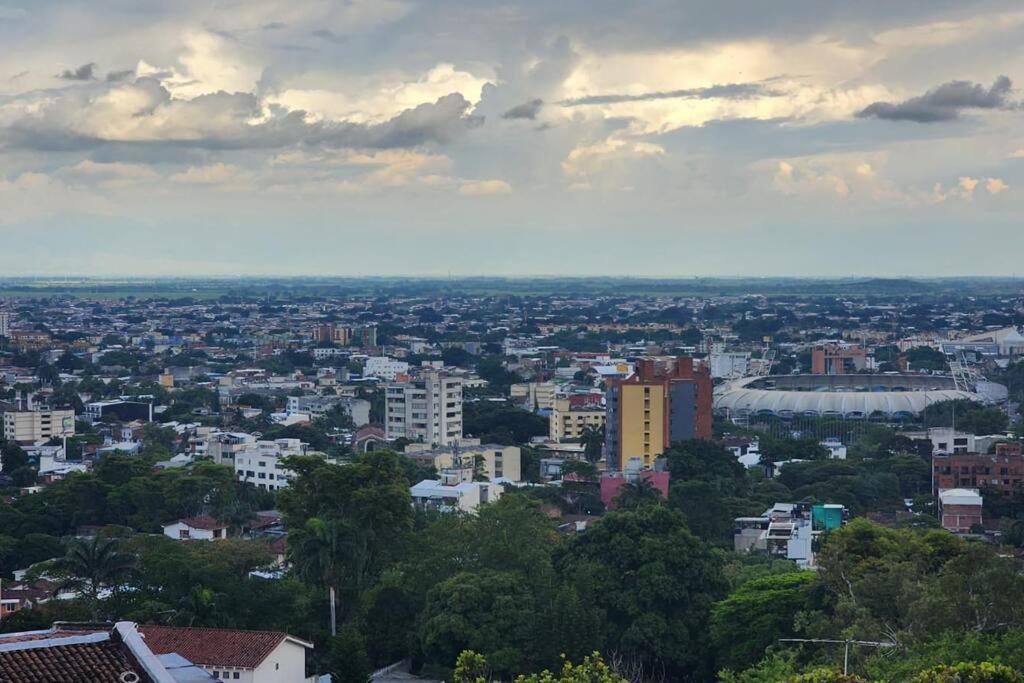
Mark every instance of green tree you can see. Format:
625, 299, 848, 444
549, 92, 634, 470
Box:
52, 536, 137, 620
711, 572, 818, 671
559, 506, 727, 679
288, 516, 364, 636
324, 625, 373, 683
578, 425, 605, 464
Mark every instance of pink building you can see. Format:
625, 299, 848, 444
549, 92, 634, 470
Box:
600, 470, 670, 510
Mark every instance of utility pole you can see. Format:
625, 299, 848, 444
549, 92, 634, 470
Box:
779, 638, 898, 676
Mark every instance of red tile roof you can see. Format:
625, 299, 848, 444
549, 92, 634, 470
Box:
0, 629, 152, 683
138, 625, 290, 669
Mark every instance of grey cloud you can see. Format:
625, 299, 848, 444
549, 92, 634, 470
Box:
3, 80, 483, 153
502, 98, 544, 120
105, 69, 135, 82
311, 28, 347, 44
57, 62, 96, 81
262, 21, 286, 30
559, 82, 780, 106
858, 76, 1014, 123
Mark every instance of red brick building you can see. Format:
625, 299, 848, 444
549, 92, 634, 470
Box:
932, 442, 1024, 495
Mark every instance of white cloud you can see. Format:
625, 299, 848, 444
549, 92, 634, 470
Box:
985, 177, 1009, 194
458, 179, 512, 196
170, 163, 242, 184
270, 63, 491, 124
562, 137, 664, 177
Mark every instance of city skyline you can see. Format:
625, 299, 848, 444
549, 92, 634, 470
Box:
1, 0, 1023, 275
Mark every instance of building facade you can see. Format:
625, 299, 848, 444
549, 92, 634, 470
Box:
385, 371, 463, 445
932, 442, 1024, 494
404, 440, 523, 482
549, 397, 605, 441
604, 356, 712, 469
811, 343, 867, 375
2, 408, 76, 444
364, 356, 410, 381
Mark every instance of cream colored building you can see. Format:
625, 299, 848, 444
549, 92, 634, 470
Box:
549, 398, 605, 441
406, 439, 522, 482
2, 409, 76, 444
510, 382, 558, 411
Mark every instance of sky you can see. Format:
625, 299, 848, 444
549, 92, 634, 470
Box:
1, 0, 1024, 278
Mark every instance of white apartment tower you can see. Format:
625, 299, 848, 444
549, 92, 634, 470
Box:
385, 371, 463, 446
0, 312, 10, 338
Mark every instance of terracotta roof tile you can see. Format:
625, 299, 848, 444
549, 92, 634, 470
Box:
138, 625, 287, 669
0, 639, 151, 682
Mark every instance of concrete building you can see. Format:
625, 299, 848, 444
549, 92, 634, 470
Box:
85, 400, 153, 423
604, 356, 712, 469
234, 438, 307, 491
410, 475, 504, 514
811, 343, 867, 375
938, 488, 983, 533
510, 382, 558, 412
385, 371, 463, 446
285, 395, 370, 426
549, 397, 605, 441
709, 351, 751, 379
0, 312, 9, 338
364, 356, 410, 381
2, 408, 75, 444
733, 502, 847, 569
311, 324, 350, 345
405, 440, 523, 482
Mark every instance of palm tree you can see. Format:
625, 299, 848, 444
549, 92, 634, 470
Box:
53, 536, 137, 621
288, 517, 365, 636
579, 424, 605, 464
613, 478, 663, 510
173, 585, 228, 627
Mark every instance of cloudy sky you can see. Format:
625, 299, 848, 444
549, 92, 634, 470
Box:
2, 0, 1023, 277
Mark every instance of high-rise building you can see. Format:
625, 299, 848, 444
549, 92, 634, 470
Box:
311, 324, 350, 345
385, 371, 463, 446
2, 408, 76, 445
604, 356, 712, 469
810, 343, 866, 375
0, 312, 10, 338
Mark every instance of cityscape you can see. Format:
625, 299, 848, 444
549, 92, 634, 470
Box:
3, 1, 1024, 682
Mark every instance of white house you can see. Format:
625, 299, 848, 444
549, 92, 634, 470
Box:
410, 477, 503, 513
162, 516, 229, 541
138, 625, 316, 683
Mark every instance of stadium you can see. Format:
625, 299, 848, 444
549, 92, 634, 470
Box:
714, 373, 1007, 421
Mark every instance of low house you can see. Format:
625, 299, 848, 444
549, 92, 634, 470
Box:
410, 477, 504, 514
162, 516, 229, 542
938, 488, 983, 533
138, 625, 315, 683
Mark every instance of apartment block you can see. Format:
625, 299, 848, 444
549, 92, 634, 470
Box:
2, 408, 76, 444
385, 371, 463, 446
811, 343, 867, 375
604, 356, 712, 469
549, 397, 605, 441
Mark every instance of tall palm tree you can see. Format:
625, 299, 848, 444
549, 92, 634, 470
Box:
287, 517, 365, 636
53, 536, 137, 621
579, 424, 605, 464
